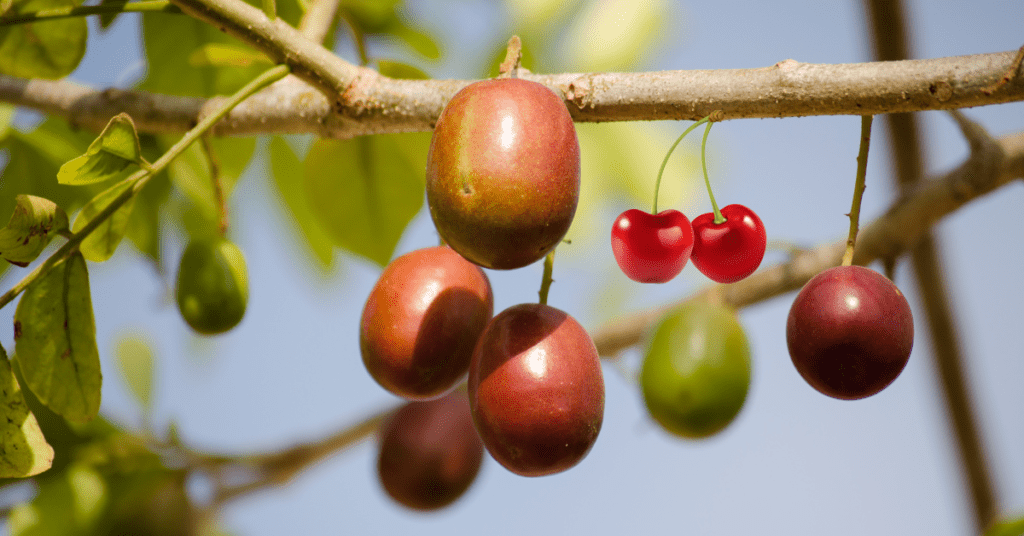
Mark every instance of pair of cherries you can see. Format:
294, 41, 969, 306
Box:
612, 204, 766, 284
610, 113, 766, 284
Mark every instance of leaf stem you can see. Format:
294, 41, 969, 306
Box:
261, 0, 275, 20
699, 119, 725, 224
0, 64, 290, 311
842, 115, 873, 266
652, 113, 714, 214
0, 0, 180, 26
538, 248, 556, 306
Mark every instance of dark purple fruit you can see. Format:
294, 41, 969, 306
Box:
377, 391, 484, 511
468, 303, 604, 477
787, 265, 914, 400
426, 78, 580, 270
361, 246, 493, 400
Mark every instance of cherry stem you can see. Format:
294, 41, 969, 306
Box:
499, 35, 523, 79
842, 114, 874, 266
538, 248, 556, 306
699, 119, 725, 224
652, 113, 715, 214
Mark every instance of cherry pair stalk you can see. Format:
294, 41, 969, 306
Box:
611, 115, 767, 284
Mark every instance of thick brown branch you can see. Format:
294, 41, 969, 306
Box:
592, 128, 1024, 357
2, 49, 1023, 139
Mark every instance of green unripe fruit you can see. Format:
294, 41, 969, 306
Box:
175, 238, 248, 335
640, 300, 751, 439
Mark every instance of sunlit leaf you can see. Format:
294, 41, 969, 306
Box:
0, 344, 53, 478
8, 461, 106, 535
57, 113, 143, 186
140, 14, 267, 97
0, 195, 69, 267
303, 133, 427, 266
0, 0, 87, 79
268, 136, 334, 268
392, 21, 440, 60
72, 179, 136, 263
0, 104, 14, 141
115, 334, 154, 412
188, 43, 272, 68
561, 0, 671, 72
124, 167, 170, 266
377, 59, 429, 80
506, 0, 583, 30
14, 252, 101, 423
986, 514, 1024, 536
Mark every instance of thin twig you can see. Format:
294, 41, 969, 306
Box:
0, 0, 180, 25
864, 0, 998, 531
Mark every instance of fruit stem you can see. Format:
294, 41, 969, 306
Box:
699, 119, 725, 224
652, 113, 715, 214
538, 248, 556, 306
499, 35, 523, 78
842, 115, 873, 266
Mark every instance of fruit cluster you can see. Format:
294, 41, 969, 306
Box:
168, 67, 915, 512
359, 77, 605, 510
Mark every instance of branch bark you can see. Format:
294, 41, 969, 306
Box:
2, 50, 1023, 139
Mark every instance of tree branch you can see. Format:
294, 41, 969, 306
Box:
592, 124, 1024, 357
2, 49, 1023, 139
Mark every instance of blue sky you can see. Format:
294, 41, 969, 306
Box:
3, 1, 1023, 535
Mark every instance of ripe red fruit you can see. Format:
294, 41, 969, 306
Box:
786, 265, 914, 400
377, 391, 484, 511
426, 78, 580, 270
690, 204, 767, 283
469, 303, 604, 477
361, 246, 493, 400
610, 208, 694, 283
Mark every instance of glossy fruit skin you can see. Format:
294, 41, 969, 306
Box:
611, 209, 694, 283
361, 246, 493, 400
469, 303, 604, 477
787, 265, 914, 400
377, 390, 484, 511
690, 204, 767, 283
175, 237, 248, 335
426, 78, 580, 270
641, 300, 751, 439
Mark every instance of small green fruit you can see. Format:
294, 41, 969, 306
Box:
175, 238, 248, 335
640, 300, 751, 439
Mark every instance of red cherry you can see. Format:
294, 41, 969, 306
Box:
610, 209, 694, 283
690, 204, 767, 283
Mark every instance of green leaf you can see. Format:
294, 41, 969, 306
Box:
124, 158, 170, 266
96, 0, 127, 29
140, 14, 268, 97
0, 0, 87, 79
986, 514, 1024, 536
9, 461, 106, 536
0, 195, 69, 267
164, 136, 255, 225
268, 136, 334, 268
0, 343, 54, 478
14, 252, 102, 423
0, 103, 14, 141
562, 0, 671, 72
0, 120, 97, 224
392, 21, 441, 60
188, 43, 273, 68
57, 113, 143, 186
377, 59, 429, 80
115, 334, 154, 412
71, 179, 136, 263
303, 133, 426, 266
